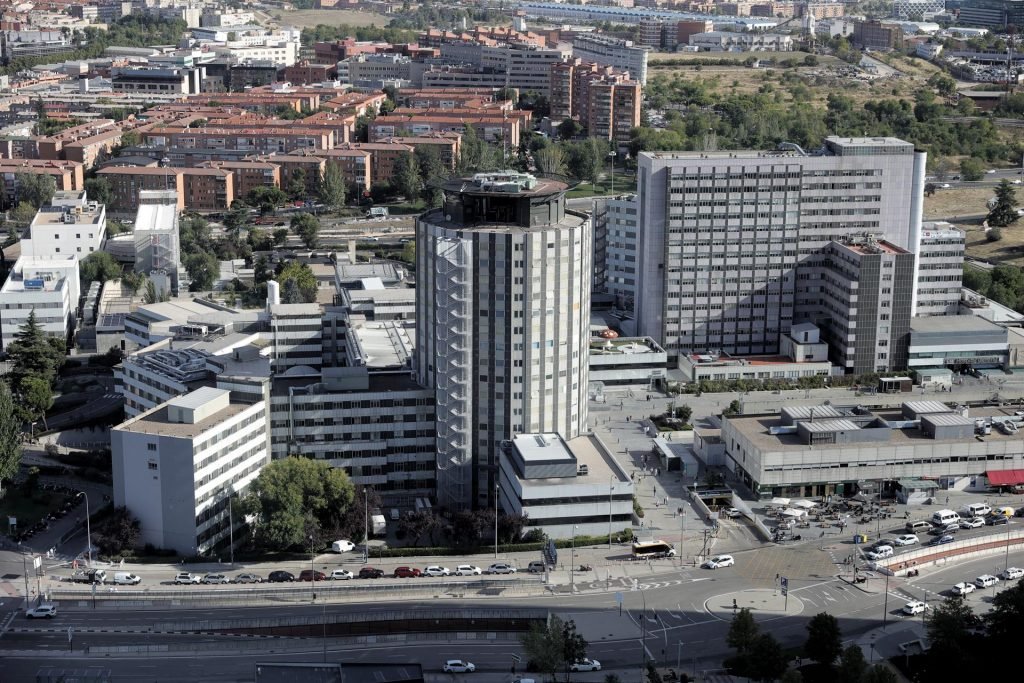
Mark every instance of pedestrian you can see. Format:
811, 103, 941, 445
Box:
627, 415, 631, 422
946, 496, 950, 505
905, 511, 910, 519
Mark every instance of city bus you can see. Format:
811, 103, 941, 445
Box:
632, 540, 677, 559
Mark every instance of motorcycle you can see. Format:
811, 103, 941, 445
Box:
578, 564, 592, 572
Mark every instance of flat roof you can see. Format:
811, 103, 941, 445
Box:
902, 400, 953, 414
115, 398, 251, 438
514, 432, 629, 486
800, 419, 861, 433
921, 413, 974, 427
31, 205, 104, 227
910, 315, 1006, 334
135, 201, 178, 234
349, 320, 414, 369
168, 386, 229, 410
782, 405, 844, 420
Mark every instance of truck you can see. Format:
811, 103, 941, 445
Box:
631, 541, 677, 559
366, 207, 389, 219
371, 514, 387, 536
71, 568, 106, 584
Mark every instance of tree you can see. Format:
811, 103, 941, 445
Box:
241, 457, 355, 552
519, 615, 588, 682
959, 157, 985, 182
837, 644, 868, 683
727, 607, 759, 655
93, 506, 141, 555
534, 144, 567, 176
922, 595, 981, 681
862, 665, 899, 683
0, 381, 23, 495
449, 509, 490, 548
6, 310, 63, 386
319, 162, 347, 212
278, 261, 317, 303
675, 404, 693, 423
394, 152, 422, 201
11, 201, 38, 225
223, 201, 250, 232
558, 118, 584, 140
560, 619, 588, 683
924, 182, 936, 197
184, 252, 219, 291
248, 186, 288, 214
987, 227, 1003, 242
566, 138, 608, 187
804, 612, 842, 668
121, 269, 144, 294
79, 251, 122, 285
84, 177, 112, 206
18, 376, 53, 427
272, 228, 289, 246
15, 173, 56, 208
987, 179, 1019, 227
415, 146, 446, 206
396, 509, 440, 546
497, 511, 528, 543
287, 168, 307, 201
986, 578, 1024, 651
747, 633, 788, 682
290, 212, 320, 249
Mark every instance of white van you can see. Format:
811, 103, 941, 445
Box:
113, 572, 141, 585
962, 503, 991, 519
931, 509, 961, 527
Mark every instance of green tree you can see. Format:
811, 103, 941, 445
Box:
987, 179, 1019, 227
566, 138, 609, 187
319, 162, 347, 212
560, 619, 589, 683
747, 633, 788, 682
959, 158, 985, 181
675, 404, 693, 423
18, 375, 53, 427
394, 151, 422, 201
121, 269, 144, 294
278, 261, 317, 303
987, 227, 1003, 242
726, 608, 759, 655
519, 615, 587, 682
414, 146, 446, 206
15, 173, 56, 208
0, 381, 23, 494
79, 251, 122, 285
558, 117, 584, 140
922, 595, 981, 681
223, 201, 250, 232
862, 664, 899, 683
272, 228, 289, 246
534, 144, 567, 176
184, 251, 219, 291
93, 506, 141, 556
84, 177, 112, 206
804, 612, 842, 668
241, 457, 355, 551
986, 578, 1024, 650
248, 186, 288, 214
837, 644, 868, 683
287, 168, 307, 201
290, 212, 319, 249
10, 201, 37, 224
6, 310, 63, 386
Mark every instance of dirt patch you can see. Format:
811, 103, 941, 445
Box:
965, 223, 1024, 267
267, 9, 391, 29
923, 187, 993, 221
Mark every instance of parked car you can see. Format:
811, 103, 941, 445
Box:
423, 565, 450, 577
702, 555, 735, 569
331, 540, 355, 553
975, 574, 1000, 588
893, 535, 919, 546
951, 582, 975, 596
455, 565, 482, 576
1000, 567, 1024, 580
486, 563, 517, 574
928, 534, 956, 546
233, 573, 263, 584
201, 573, 230, 585
960, 517, 985, 529
267, 571, 295, 583
930, 523, 959, 535
723, 507, 742, 518
393, 566, 422, 578
903, 601, 927, 615
330, 569, 354, 580
358, 567, 385, 579
987, 515, 1009, 526
174, 572, 201, 585
570, 659, 602, 672
443, 660, 476, 673
299, 570, 327, 582
26, 604, 57, 619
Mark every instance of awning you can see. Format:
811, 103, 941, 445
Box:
986, 469, 1024, 486
780, 508, 806, 518
768, 497, 791, 507
793, 500, 817, 509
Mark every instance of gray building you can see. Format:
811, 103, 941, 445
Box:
908, 315, 1009, 372
635, 137, 926, 364
415, 172, 592, 510
916, 222, 965, 317
572, 33, 651, 85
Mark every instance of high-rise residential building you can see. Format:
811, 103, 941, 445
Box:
819, 235, 915, 374
415, 172, 591, 510
571, 33, 650, 85
636, 137, 926, 362
111, 386, 269, 556
916, 222, 965, 317
549, 59, 641, 150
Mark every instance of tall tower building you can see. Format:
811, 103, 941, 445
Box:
416, 172, 591, 510
636, 137, 926, 361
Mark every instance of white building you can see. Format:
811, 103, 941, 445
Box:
893, 0, 946, 19
416, 172, 592, 510
0, 256, 79, 351
22, 191, 106, 260
916, 222, 964, 316
268, 301, 323, 372
134, 190, 183, 297
111, 386, 269, 556
214, 39, 298, 67
688, 32, 794, 52
635, 137, 926, 363
123, 298, 260, 349
589, 337, 668, 386
605, 194, 639, 314
572, 33, 650, 85
497, 433, 633, 539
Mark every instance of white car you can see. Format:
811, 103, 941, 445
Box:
174, 572, 201, 585
939, 183, 951, 189
975, 574, 1000, 588
201, 573, 230, 584
903, 601, 928, 615
455, 565, 482, 576
26, 604, 57, 619
1000, 567, 1024, 580
329, 569, 353, 580
486, 563, 517, 574
723, 507, 742, 518
331, 540, 355, 553
423, 565, 451, 577
443, 660, 475, 673
960, 517, 985, 529
951, 582, 975, 596
570, 659, 602, 672
702, 555, 735, 569
894, 534, 919, 546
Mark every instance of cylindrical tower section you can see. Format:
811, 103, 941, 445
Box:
415, 172, 591, 511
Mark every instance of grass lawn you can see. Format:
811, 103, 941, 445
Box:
0, 488, 72, 527
567, 175, 638, 199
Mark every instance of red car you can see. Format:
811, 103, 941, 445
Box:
299, 570, 327, 582
393, 566, 422, 578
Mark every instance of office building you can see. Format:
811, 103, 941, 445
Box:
134, 190, 184, 297
916, 222, 964, 317
22, 191, 106, 260
635, 137, 926, 363
268, 301, 323, 372
416, 172, 591, 510
689, 32, 794, 51
853, 20, 904, 50
605, 194, 639, 314
908, 315, 1009, 371
0, 256, 79, 351
955, 0, 1024, 28
111, 387, 270, 555
112, 67, 204, 95
571, 33, 650, 85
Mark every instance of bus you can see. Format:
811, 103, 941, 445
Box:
632, 541, 677, 559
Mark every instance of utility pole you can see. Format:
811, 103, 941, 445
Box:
608, 477, 614, 549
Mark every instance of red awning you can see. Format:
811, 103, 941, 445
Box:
986, 469, 1024, 486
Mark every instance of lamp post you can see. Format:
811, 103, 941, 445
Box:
607, 150, 617, 193
77, 492, 92, 567
639, 589, 648, 680
363, 487, 368, 564
309, 534, 316, 603
608, 477, 614, 549
570, 524, 579, 592
882, 570, 890, 631
228, 495, 234, 566
1005, 516, 1013, 573
494, 483, 499, 559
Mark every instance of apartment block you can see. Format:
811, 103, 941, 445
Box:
677, 20, 714, 46
22, 191, 106, 260
588, 77, 641, 150
328, 142, 411, 187
571, 33, 650, 85
196, 160, 280, 199
636, 137, 926, 363
369, 113, 520, 147
140, 126, 334, 156
0, 160, 84, 206
111, 387, 270, 556
282, 61, 336, 85
315, 149, 371, 193
853, 20, 905, 50
394, 88, 501, 109
916, 222, 965, 317
819, 235, 915, 374
96, 167, 184, 213
251, 155, 325, 198
180, 167, 235, 212
112, 67, 203, 95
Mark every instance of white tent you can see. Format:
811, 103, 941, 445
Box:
780, 508, 806, 518
768, 497, 791, 507
793, 500, 817, 509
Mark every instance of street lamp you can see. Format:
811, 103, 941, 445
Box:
607, 150, 617, 193
608, 477, 615, 549
494, 483, 499, 559
1005, 516, 1013, 573
77, 492, 92, 566
363, 487, 369, 564
309, 534, 316, 603
570, 524, 579, 592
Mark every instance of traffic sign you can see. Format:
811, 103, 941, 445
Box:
780, 577, 789, 596
511, 654, 521, 663
615, 591, 624, 604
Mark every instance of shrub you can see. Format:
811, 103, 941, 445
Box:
987, 227, 1003, 242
